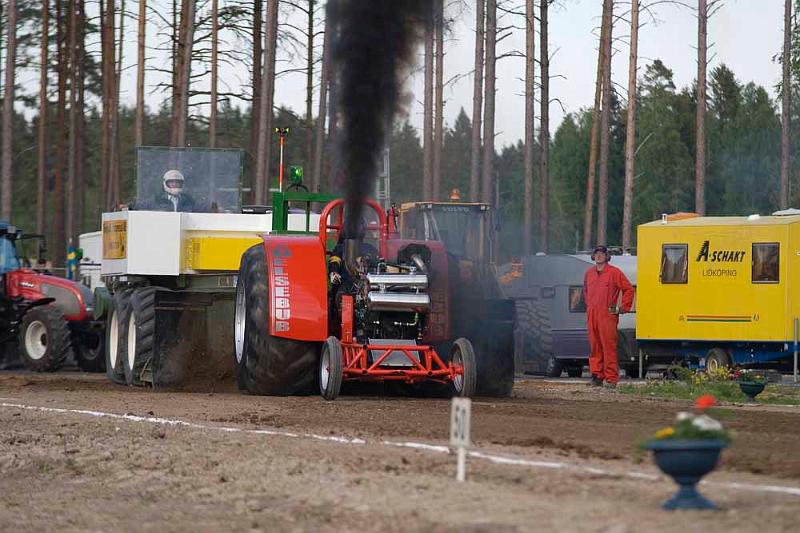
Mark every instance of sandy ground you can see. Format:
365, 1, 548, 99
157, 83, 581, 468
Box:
1, 372, 799, 532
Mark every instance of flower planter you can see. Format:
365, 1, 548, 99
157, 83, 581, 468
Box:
643, 439, 728, 510
737, 380, 766, 402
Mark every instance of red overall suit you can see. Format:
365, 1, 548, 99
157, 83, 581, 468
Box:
583, 264, 634, 384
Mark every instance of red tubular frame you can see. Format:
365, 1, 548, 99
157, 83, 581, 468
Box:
341, 342, 461, 384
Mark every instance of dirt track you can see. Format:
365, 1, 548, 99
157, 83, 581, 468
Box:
2, 372, 799, 531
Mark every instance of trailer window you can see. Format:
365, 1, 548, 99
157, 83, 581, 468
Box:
660, 244, 688, 284
752, 243, 779, 283
569, 286, 586, 313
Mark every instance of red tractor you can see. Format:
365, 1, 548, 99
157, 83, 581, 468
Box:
0, 223, 104, 372
234, 199, 477, 400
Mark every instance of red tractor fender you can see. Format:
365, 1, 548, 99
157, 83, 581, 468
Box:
4, 269, 90, 321
261, 236, 329, 341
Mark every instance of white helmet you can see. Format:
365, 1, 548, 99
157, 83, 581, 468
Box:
162, 169, 185, 196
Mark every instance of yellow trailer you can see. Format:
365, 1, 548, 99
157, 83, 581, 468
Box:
637, 213, 799, 370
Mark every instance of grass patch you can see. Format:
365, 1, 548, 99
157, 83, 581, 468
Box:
618, 380, 800, 406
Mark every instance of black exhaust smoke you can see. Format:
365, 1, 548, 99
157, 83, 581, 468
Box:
330, 0, 430, 240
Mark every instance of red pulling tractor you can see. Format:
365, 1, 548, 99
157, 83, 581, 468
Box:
234, 199, 478, 399
0, 223, 104, 372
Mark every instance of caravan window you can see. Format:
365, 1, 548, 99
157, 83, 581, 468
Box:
660, 244, 688, 284
569, 286, 586, 313
752, 243, 779, 283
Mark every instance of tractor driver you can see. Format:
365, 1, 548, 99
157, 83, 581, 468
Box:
132, 170, 197, 212
328, 219, 378, 290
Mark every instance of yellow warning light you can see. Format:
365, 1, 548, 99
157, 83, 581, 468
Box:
450, 188, 461, 201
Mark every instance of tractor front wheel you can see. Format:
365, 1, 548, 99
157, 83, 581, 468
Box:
447, 338, 477, 398
18, 305, 73, 372
319, 337, 343, 401
234, 244, 318, 395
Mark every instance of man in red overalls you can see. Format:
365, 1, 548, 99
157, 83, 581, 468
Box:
583, 246, 634, 388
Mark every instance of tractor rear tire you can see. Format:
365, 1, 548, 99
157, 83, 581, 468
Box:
18, 305, 73, 372
105, 290, 131, 385
447, 338, 477, 398
705, 348, 731, 373
319, 337, 343, 401
235, 244, 318, 395
124, 287, 157, 386
74, 331, 106, 373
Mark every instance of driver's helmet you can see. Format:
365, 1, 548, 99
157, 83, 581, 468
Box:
162, 169, 185, 197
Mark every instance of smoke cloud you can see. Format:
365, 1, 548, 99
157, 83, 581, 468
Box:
330, 0, 430, 237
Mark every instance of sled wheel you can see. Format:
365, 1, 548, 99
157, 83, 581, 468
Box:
566, 365, 583, 378
319, 337, 343, 401
105, 290, 131, 385
74, 331, 106, 373
447, 338, 477, 398
18, 305, 72, 372
235, 244, 318, 395
123, 287, 157, 386
544, 354, 564, 377
705, 348, 731, 373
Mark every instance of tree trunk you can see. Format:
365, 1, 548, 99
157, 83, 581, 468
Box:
54, 0, 67, 264
538, 0, 550, 253
312, 1, 332, 193
99, 0, 108, 211
422, 3, 434, 200
481, 0, 496, 205
622, 0, 639, 252
695, 0, 707, 215
101, 0, 116, 210
171, 0, 178, 115
172, 0, 195, 148
66, 0, 78, 244
305, 0, 314, 168
432, 0, 444, 201
596, 0, 612, 246
210, 0, 218, 147
523, 0, 534, 256
37, 0, 49, 234
253, 0, 279, 204
135, 0, 146, 147
581, 3, 609, 250
75, 0, 86, 234
1, 0, 17, 220
250, 0, 263, 160
781, 0, 791, 209
110, 0, 125, 206
469, 0, 484, 202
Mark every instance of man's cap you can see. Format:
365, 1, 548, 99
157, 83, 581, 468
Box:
592, 245, 609, 256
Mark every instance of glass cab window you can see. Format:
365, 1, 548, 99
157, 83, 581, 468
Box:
569, 286, 586, 313
0, 238, 21, 274
752, 243, 779, 283
660, 244, 688, 284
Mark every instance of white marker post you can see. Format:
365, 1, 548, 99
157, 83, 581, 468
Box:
450, 397, 471, 482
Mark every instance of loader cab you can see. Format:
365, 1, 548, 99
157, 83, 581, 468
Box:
398, 202, 495, 265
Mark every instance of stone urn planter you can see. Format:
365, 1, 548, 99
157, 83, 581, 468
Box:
737, 380, 767, 402
643, 439, 728, 510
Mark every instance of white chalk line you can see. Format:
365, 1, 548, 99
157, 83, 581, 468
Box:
2, 400, 799, 498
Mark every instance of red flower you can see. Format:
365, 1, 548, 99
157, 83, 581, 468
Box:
695, 394, 717, 410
